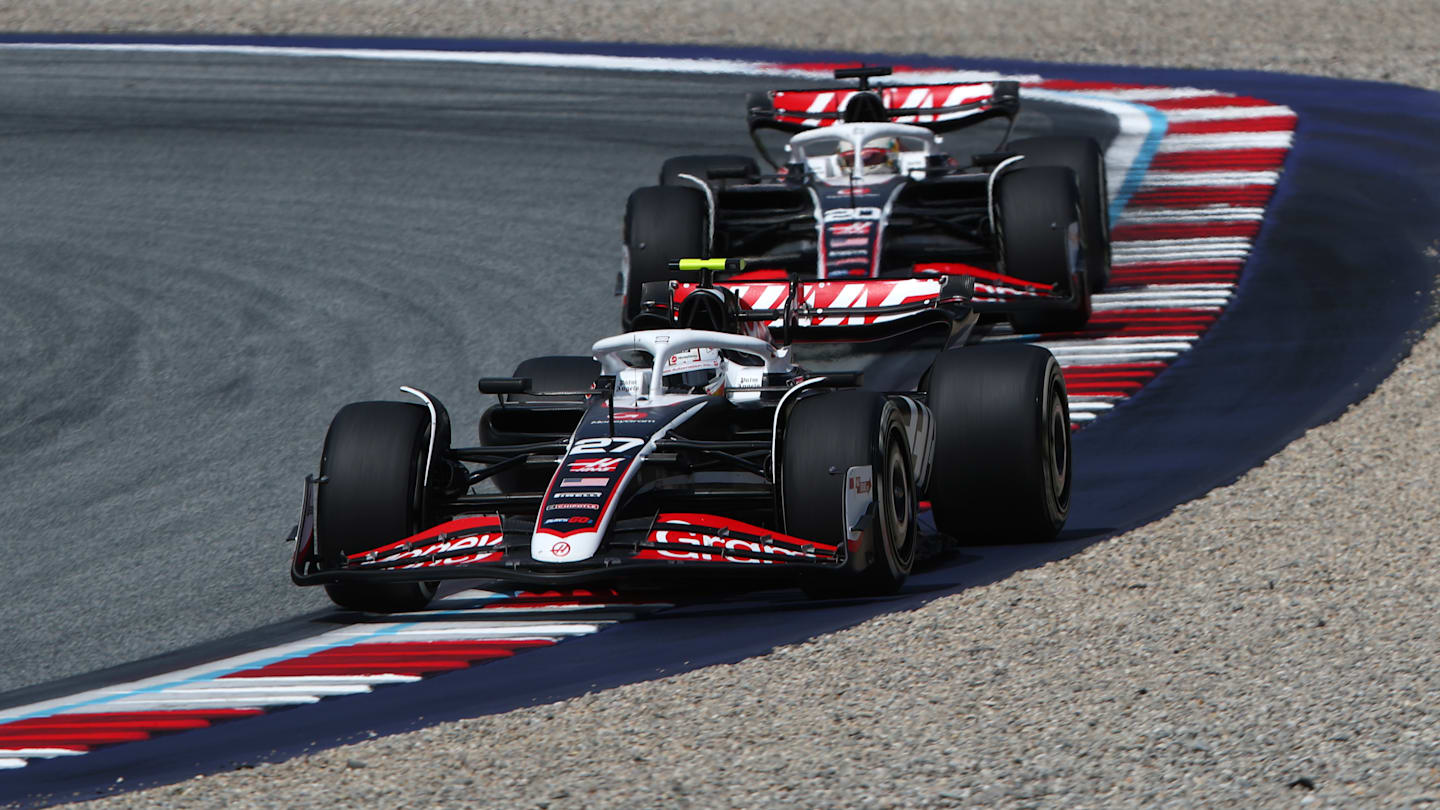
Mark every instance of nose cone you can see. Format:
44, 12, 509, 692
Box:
531, 530, 604, 563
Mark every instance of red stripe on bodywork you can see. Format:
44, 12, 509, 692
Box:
636, 513, 839, 563
726, 269, 791, 281
346, 515, 502, 561
914, 263, 1055, 290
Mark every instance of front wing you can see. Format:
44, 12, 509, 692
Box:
289, 478, 845, 587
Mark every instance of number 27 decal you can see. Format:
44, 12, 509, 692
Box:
569, 437, 645, 455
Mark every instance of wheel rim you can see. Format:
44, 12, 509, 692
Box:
1047, 379, 1070, 505
1096, 150, 1111, 243
883, 437, 916, 569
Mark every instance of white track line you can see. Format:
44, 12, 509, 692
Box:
1056, 352, 1184, 364
1159, 105, 1295, 122
131, 684, 377, 698
198, 675, 422, 686
0, 749, 86, 759
1156, 132, 1294, 151
1070, 87, 1225, 101
1119, 207, 1267, 222
1140, 170, 1280, 186
98, 696, 325, 710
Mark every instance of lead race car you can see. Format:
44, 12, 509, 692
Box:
620, 66, 1111, 334
290, 260, 1072, 613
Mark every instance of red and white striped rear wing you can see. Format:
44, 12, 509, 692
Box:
748, 80, 1019, 135
662, 267, 1083, 342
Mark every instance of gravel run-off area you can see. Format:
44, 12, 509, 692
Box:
4, 2, 1438, 808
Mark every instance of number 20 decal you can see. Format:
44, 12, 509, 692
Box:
822, 207, 883, 222
569, 437, 645, 455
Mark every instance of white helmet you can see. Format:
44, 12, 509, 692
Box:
662, 347, 726, 396
837, 137, 900, 176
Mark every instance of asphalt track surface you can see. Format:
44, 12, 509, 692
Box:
0, 50, 1119, 696
2, 45, 1439, 804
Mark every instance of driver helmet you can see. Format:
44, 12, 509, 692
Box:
837, 137, 900, 176
662, 347, 726, 396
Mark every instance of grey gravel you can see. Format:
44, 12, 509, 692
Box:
8, 1, 1439, 808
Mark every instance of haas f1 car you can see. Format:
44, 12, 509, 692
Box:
291, 263, 1072, 613
620, 66, 1110, 334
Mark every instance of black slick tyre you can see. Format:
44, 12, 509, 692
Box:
1009, 135, 1112, 292
925, 345, 1071, 544
316, 401, 437, 613
659, 154, 760, 186
995, 165, 1091, 334
782, 390, 916, 598
623, 185, 708, 329
480, 356, 600, 493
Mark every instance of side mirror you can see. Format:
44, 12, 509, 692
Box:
945, 275, 976, 297
477, 377, 531, 395
971, 152, 1018, 168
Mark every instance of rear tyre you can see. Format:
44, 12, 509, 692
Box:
480, 355, 600, 493
316, 401, 437, 613
660, 154, 760, 186
1009, 136, 1112, 292
995, 166, 1091, 334
623, 185, 708, 329
782, 391, 916, 598
925, 345, 1071, 544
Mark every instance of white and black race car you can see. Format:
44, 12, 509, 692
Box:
620, 66, 1109, 335
290, 267, 1071, 613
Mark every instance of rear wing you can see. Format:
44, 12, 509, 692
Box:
749, 81, 1019, 134
745, 67, 1020, 169
637, 259, 1080, 344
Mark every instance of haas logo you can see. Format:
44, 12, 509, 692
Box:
568, 457, 624, 473
551, 541, 572, 557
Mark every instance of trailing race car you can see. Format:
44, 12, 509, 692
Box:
290, 262, 1072, 613
620, 66, 1110, 334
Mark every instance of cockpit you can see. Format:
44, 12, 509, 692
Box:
787, 122, 939, 183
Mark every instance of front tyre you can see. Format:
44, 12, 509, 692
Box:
316, 401, 437, 613
782, 390, 916, 598
659, 154, 760, 187
1009, 135, 1112, 292
622, 185, 708, 329
925, 345, 1071, 544
995, 166, 1091, 334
